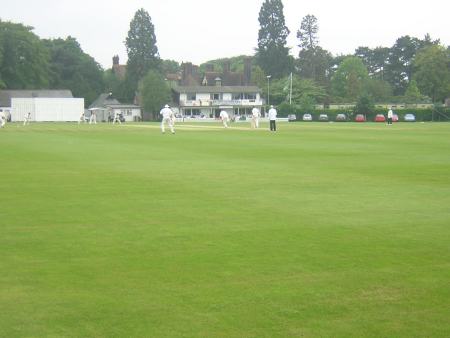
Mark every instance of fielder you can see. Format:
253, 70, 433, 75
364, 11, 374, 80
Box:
160, 104, 175, 134
0, 111, 6, 128
112, 111, 122, 124
219, 110, 230, 128
78, 111, 86, 124
89, 111, 97, 124
251, 107, 261, 128
23, 112, 31, 126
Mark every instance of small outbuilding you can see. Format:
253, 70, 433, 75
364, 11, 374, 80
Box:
88, 93, 142, 122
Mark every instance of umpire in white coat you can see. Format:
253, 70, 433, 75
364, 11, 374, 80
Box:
268, 105, 277, 131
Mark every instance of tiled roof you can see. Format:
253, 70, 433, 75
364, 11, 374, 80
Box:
88, 93, 121, 109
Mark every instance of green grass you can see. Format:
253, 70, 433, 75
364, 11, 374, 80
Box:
1, 121, 449, 337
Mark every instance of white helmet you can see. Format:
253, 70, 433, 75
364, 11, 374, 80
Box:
165, 104, 170, 108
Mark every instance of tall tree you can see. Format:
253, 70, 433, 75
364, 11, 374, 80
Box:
0, 21, 50, 89
43, 37, 104, 106
385, 35, 422, 95
413, 45, 450, 102
256, 0, 292, 78
296, 15, 332, 85
297, 14, 319, 50
125, 8, 160, 100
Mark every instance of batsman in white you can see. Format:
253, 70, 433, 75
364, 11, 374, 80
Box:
0, 111, 6, 128
251, 107, 261, 128
219, 110, 230, 128
23, 112, 31, 126
160, 104, 175, 134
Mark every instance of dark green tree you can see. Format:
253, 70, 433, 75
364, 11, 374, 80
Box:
256, 0, 292, 78
103, 69, 129, 103
125, 8, 160, 100
354, 46, 389, 79
161, 59, 180, 75
43, 37, 104, 106
354, 93, 375, 114
413, 45, 450, 102
139, 70, 171, 120
385, 36, 422, 95
0, 21, 50, 89
297, 46, 332, 85
365, 78, 392, 102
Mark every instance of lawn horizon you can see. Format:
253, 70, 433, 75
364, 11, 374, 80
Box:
1, 122, 449, 337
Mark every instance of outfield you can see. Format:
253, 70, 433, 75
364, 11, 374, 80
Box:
1, 122, 449, 337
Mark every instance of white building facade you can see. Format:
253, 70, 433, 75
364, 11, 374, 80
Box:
175, 86, 263, 118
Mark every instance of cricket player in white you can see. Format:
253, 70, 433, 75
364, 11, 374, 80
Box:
219, 110, 229, 128
23, 112, 31, 126
112, 111, 122, 124
160, 104, 175, 134
78, 111, 86, 124
387, 108, 393, 125
0, 111, 6, 128
251, 107, 261, 128
268, 105, 277, 132
89, 111, 97, 124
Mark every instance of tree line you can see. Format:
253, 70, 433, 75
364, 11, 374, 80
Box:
255, 0, 450, 110
1, 1, 449, 114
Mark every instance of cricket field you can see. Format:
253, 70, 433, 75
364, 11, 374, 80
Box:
1, 122, 449, 337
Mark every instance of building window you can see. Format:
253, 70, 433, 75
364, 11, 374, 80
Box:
187, 93, 196, 101
211, 93, 222, 100
233, 93, 243, 100
127, 109, 132, 116
244, 93, 256, 100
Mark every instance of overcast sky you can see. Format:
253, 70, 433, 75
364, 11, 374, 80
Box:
1, 0, 448, 69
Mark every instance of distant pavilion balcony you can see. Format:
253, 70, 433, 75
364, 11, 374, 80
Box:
180, 99, 262, 107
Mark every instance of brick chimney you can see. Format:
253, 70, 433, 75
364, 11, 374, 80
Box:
223, 60, 230, 74
182, 62, 193, 85
243, 57, 252, 85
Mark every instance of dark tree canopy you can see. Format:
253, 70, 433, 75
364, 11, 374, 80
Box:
256, 0, 292, 78
125, 8, 160, 99
44, 37, 104, 106
0, 21, 51, 89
